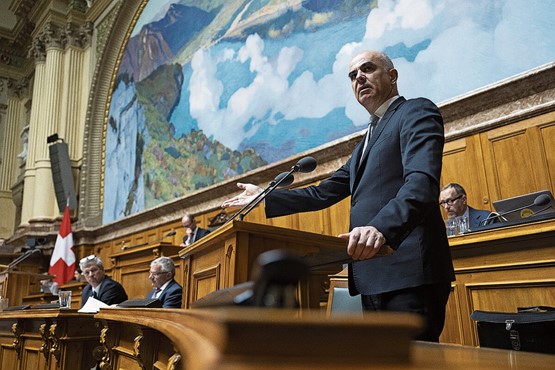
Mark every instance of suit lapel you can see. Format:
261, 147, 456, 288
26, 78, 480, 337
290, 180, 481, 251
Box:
353, 97, 406, 188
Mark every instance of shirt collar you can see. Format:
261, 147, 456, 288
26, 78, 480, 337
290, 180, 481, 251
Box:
373, 95, 400, 119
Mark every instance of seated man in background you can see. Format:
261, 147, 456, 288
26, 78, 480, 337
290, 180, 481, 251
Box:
146, 256, 182, 308
180, 213, 211, 246
80, 255, 128, 307
440, 183, 491, 230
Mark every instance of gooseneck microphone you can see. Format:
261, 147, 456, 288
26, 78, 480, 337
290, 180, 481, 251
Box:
121, 231, 177, 250
479, 194, 552, 226
226, 156, 318, 223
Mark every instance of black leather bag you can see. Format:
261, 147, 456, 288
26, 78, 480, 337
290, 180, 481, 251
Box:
471, 308, 555, 354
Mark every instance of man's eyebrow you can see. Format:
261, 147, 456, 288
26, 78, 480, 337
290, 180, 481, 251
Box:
348, 61, 377, 78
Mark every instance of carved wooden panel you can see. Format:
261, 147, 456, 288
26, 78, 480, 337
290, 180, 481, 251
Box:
192, 264, 220, 302
480, 115, 553, 201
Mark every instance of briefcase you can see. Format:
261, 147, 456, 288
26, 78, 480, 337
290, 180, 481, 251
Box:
471, 308, 555, 354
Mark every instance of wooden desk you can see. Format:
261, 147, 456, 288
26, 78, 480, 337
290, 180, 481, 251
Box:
93, 307, 555, 370
2, 307, 554, 369
0, 309, 100, 370
443, 218, 555, 346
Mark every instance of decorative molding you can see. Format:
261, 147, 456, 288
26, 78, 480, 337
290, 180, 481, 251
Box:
133, 333, 145, 369
39, 322, 51, 364
98, 325, 113, 370
167, 353, 181, 370
48, 323, 61, 362
11, 322, 22, 357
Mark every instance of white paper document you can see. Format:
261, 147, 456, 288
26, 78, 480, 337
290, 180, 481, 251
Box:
78, 296, 109, 313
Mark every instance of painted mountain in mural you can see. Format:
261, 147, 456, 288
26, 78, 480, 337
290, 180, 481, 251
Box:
119, 3, 214, 82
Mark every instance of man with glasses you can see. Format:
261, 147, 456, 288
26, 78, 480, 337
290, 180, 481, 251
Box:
79, 255, 128, 307
146, 256, 182, 308
439, 183, 491, 230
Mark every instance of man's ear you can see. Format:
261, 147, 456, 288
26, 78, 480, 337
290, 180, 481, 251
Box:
389, 68, 398, 84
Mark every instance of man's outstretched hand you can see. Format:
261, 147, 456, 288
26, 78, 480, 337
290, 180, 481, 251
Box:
221, 183, 264, 209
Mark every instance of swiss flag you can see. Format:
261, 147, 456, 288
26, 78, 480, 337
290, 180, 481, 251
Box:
49, 205, 76, 284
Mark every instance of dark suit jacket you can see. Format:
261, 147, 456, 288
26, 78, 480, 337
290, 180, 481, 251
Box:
81, 276, 128, 307
468, 206, 491, 230
265, 97, 455, 296
182, 227, 211, 245
146, 279, 183, 308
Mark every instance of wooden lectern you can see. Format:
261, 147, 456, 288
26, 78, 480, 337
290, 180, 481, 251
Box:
0, 270, 50, 306
178, 221, 352, 309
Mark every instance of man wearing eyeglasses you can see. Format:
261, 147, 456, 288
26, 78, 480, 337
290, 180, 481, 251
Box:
146, 257, 182, 308
439, 183, 491, 230
79, 255, 128, 307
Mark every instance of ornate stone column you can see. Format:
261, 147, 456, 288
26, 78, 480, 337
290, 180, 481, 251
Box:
21, 20, 93, 225
0, 77, 16, 237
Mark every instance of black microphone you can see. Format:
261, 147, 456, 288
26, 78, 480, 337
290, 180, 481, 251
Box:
479, 194, 552, 226
236, 156, 318, 221
293, 156, 317, 173
122, 231, 177, 250
225, 171, 295, 225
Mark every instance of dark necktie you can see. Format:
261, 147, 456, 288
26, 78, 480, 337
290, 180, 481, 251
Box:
359, 115, 379, 168
154, 288, 162, 298
92, 290, 98, 299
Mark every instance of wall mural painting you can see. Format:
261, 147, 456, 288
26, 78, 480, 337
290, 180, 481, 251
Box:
103, 0, 555, 223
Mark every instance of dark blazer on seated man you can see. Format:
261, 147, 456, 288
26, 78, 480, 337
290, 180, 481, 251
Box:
468, 206, 492, 229
146, 256, 183, 308
180, 213, 211, 246
81, 276, 128, 307
146, 279, 183, 308
79, 255, 128, 308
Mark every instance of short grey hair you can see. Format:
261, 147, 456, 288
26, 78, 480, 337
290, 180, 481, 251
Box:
151, 256, 175, 277
79, 255, 104, 271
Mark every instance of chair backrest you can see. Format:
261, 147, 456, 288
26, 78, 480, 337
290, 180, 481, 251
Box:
327, 286, 362, 317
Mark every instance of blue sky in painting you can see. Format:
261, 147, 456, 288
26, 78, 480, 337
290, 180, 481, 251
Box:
173, 0, 555, 157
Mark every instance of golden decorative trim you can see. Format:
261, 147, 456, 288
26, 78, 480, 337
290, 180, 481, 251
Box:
11, 322, 22, 357
48, 323, 61, 362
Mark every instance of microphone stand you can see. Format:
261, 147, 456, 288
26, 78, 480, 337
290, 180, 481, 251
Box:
238, 171, 294, 221
7, 249, 41, 270
225, 156, 317, 224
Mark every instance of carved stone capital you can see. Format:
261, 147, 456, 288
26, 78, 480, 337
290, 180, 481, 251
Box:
7, 77, 30, 99
27, 36, 46, 62
42, 23, 65, 50
64, 22, 94, 49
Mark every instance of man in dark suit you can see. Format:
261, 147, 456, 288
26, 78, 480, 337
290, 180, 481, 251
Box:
80, 255, 128, 307
222, 50, 455, 342
440, 183, 492, 230
146, 256, 182, 308
180, 213, 211, 247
